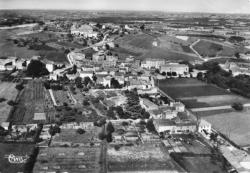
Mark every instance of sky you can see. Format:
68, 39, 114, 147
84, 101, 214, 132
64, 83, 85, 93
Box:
0, 0, 250, 14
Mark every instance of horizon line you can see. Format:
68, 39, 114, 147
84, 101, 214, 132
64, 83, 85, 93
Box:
0, 8, 250, 15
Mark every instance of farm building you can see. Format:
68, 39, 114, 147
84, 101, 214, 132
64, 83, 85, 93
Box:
139, 98, 158, 111
153, 119, 197, 134
198, 119, 212, 138
149, 106, 178, 120
71, 24, 98, 38
141, 59, 165, 69
160, 63, 189, 76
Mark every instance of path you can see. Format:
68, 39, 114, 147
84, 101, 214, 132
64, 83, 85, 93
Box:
189, 39, 205, 61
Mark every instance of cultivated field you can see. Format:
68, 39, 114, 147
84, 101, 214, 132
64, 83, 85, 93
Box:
8, 80, 46, 124
107, 143, 184, 172
0, 82, 18, 124
204, 110, 250, 147
0, 143, 35, 173
171, 154, 227, 173
159, 78, 250, 109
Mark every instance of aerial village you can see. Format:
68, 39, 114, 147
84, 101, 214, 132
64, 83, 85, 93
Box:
1, 11, 250, 173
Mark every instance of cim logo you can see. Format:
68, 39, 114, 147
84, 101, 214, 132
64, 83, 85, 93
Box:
4, 154, 29, 164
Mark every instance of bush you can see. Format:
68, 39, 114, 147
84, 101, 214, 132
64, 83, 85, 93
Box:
7, 100, 17, 106
232, 102, 243, 111
0, 97, 6, 103
76, 128, 86, 134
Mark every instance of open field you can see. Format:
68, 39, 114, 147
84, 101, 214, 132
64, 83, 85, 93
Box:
158, 35, 192, 53
51, 128, 101, 145
8, 80, 46, 124
0, 82, 18, 124
171, 153, 227, 173
115, 33, 200, 62
34, 146, 102, 173
0, 29, 68, 62
0, 143, 35, 173
204, 110, 250, 147
108, 143, 184, 172
159, 78, 250, 109
141, 47, 200, 62
193, 39, 236, 57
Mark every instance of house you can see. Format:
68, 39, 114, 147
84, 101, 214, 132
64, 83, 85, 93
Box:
160, 63, 189, 76
149, 106, 177, 119
33, 113, 46, 121
154, 119, 196, 134
140, 98, 158, 111
79, 71, 93, 79
127, 79, 153, 90
71, 24, 98, 38
170, 102, 185, 112
46, 63, 55, 73
124, 131, 139, 142
141, 59, 165, 69
198, 119, 212, 137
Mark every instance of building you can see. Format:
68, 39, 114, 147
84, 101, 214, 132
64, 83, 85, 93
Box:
154, 119, 197, 134
198, 119, 212, 137
170, 102, 185, 112
140, 98, 158, 111
141, 59, 165, 69
71, 24, 98, 38
160, 63, 189, 76
149, 107, 178, 119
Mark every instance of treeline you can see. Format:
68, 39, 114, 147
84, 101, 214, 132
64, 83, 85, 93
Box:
196, 61, 250, 98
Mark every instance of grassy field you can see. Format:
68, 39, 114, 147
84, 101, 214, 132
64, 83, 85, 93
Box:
159, 78, 250, 108
193, 39, 236, 57
0, 82, 18, 124
115, 33, 199, 62
108, 143, 184, 172
171, 154, 227, 173
0, 143, 35, 173
204, 110, 250, 147
0, 29, 68, 62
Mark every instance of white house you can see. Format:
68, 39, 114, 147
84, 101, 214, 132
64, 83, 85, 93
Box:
71, 24, 98, 38
154, 119, 196, 134
160, 63, 189, 76
141, 59, 165, 69
198, 119, 212, 137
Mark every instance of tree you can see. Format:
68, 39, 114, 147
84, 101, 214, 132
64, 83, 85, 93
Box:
232, 102, 243, 111
106, 133, 113, 143
76, 128, 85, 134
75, 77, 83, 88
49, 125, 61, 136
26, 60, 49, 77
197, 72, 203, 81
111, 78, 121, 88
15, 83, 24, 91
7, 100, 16, 106
161, 72, 166, 76
107, 108, 116, 119
146, 119, 156, 132
82, 99, 90, 106
235, 52, 240, 59
92, 74, 97, 83
83, 77, 91, 86
98, 131, 106, 140
106, 122, 115, 134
